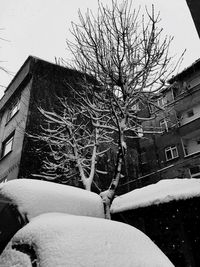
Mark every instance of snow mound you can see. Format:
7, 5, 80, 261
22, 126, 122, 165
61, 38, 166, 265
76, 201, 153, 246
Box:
111, 178, 200, 213
0, 179, 104, 219
0, 244, 32, 267
1, 213, 174, 267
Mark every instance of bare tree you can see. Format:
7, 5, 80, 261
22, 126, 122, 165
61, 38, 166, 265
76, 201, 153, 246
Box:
33, 0, 183, 218
32, 97, 111, 191
66, 0, 183, 217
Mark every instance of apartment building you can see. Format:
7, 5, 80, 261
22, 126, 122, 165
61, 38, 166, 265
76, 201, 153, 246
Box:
137, 59, 200, 187
0, 56, 84, 183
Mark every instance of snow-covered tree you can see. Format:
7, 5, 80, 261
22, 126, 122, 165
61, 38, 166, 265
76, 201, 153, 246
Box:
32, 96, 112, 192
33, 0, 183, 218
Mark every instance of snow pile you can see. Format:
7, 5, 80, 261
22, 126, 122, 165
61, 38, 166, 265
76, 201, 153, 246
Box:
0, 244, 32, 267
111, 178, 200, 213
0, 213, 174, 267
0, 179, 104, 219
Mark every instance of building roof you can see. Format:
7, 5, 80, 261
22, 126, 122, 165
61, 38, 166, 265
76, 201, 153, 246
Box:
0, 56, 87, 112
168, 58, 200, 84
0, 56, 33, 111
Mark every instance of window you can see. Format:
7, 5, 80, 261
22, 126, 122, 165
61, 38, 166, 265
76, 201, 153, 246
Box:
165, 146, 178, 161
7, 100, 20, 122
189, 166, 200, 178
160, 118, 169, 132
172, 87, 179, 99
172, 82, 180, 99
187, 109, 194, 118
157, 97, 167, 107
197, 139, 200, 145
1, 133, 14, 158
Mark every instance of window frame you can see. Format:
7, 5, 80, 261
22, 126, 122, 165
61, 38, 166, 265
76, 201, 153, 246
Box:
1, 132, 15, 159
160, 118, 169, 132
157, 97, 167, 107
165, 146, 178, 161
7, 99, 20, 123
189, 166, 200, 178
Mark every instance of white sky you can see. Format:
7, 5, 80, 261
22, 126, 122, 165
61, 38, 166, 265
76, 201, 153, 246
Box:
0, 0, 200, 98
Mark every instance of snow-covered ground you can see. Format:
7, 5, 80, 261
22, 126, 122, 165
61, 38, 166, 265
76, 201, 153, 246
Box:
0, 213, 174, 267
111, 178, 200, 213
0, 179, 104, 219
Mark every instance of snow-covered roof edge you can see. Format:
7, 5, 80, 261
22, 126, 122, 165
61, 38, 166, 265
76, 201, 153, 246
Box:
111, 178, 200, 214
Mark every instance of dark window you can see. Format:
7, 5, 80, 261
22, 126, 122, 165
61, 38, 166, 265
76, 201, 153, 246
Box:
172, 88, 179, 99
190, 166, 200, 178
7, 100, 20, 122
1, 133, 15, 158
165, 146, 178, 161
196, 139, 200, 145
187, 109, 194, 118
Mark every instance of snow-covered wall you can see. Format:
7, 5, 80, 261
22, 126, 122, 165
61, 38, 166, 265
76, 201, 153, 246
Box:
111, 178, 200, 214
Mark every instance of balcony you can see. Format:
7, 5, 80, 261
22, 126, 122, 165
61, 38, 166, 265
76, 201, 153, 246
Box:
181, 128, 200, 157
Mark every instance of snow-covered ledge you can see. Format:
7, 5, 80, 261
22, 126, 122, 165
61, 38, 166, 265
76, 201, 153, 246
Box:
111, 178, 200, 214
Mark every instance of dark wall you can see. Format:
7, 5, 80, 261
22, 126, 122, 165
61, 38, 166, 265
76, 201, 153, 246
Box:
18, 59, 86, 182
112, 198, 200, 267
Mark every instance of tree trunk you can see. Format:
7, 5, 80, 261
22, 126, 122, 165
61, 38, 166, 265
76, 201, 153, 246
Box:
100, 144, 124, 219
83, 178, 92, 191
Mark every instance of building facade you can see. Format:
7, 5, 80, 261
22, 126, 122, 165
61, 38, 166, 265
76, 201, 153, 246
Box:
135, 59, 200, 187
3, 56, 200, 192
0, 56, 85, 183
0, 56, 136, 194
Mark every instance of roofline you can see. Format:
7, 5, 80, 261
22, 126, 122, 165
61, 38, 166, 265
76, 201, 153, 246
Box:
3, 56, 33, 94
2, 55, 85, 96
0, 56, 34, 111
168, 58, 200, 84
0, 55, 95, 112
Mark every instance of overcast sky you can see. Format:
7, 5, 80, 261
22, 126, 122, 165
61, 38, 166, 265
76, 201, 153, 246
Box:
0, 0, 200, 98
